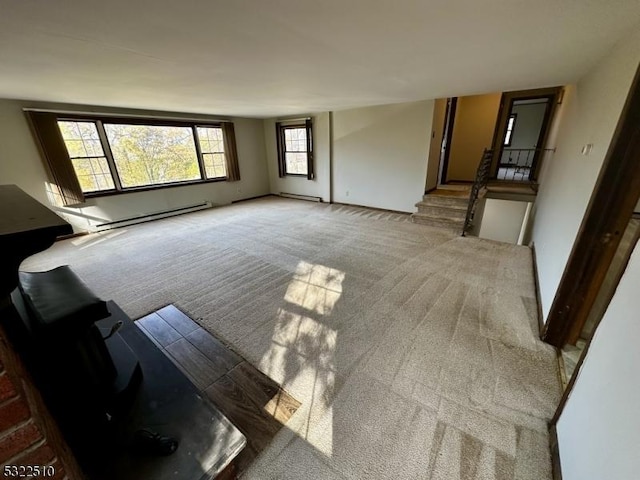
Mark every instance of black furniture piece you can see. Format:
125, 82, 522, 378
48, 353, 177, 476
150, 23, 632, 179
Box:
11, 265, 143, 463
0, 184, 72, 297
0, 185, 246, 479
11, 268, 246, 479
95, 302, 246, 480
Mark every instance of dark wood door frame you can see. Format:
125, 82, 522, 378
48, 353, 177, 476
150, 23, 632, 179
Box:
489, 87, 562, 181
551, 214, 640, 431
438, 97, 457, 184
542, 63, 640, 348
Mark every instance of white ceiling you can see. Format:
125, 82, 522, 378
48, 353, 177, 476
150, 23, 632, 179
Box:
1, 0, 639, 118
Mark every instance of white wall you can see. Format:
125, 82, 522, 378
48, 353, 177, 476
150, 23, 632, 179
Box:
509, 102, 547, 149
0, 99, 270, 231
263, 113, 331, 202
478, 199, 529, 244
499, 101, 548, 168
0, 101, 55, 207
332, 100, 434, 212
529, 25, 640, 320
557, 240, 640, 480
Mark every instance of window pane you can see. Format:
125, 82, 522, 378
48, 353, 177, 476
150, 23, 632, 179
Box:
285, 152, 308, 175
203, 153, 227, 179
104, 124, 200, 188
197, 127, 224, 152
58, 120, 114, 193
58, 121, 104, 158
284, 128, 306, 152
504, 130, 513, 145
198, 127, 226, 179
71, 157, 115, 193
504, 115, 516, 145
197, 126, 223, 145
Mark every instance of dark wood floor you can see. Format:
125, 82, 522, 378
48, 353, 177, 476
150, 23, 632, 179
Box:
136, 305, 301, 476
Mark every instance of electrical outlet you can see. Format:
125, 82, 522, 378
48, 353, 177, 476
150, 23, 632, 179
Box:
345, 190, 349, 197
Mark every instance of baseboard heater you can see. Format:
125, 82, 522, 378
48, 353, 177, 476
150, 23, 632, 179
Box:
279, 192, 322, 202
93, 201, 213, 231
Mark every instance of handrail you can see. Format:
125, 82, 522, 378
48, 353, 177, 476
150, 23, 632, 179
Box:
462, 148, 493, 236
501, 148, 555, 151
497, 147, 555, 181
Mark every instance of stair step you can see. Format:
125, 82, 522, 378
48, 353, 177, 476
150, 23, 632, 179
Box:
415, 203, 467, 220
417, 204, 467, 222
411, 213, 464, 231
421, 194, 469, 208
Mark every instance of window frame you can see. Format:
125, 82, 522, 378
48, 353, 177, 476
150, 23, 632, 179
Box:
276, 119, 314, 180
195, 125, 228, 180
53, 113, 233, 198
278, 125, 308, 177
57, 119, 118, 194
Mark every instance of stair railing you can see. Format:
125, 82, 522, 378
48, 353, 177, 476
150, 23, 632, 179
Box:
462, 148, 493, 236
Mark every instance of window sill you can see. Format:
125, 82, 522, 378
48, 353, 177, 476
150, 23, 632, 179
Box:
84, 177, 228, 199
283, 173, 309, 178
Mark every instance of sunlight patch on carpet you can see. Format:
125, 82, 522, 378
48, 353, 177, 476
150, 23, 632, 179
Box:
285, 261, 345, 315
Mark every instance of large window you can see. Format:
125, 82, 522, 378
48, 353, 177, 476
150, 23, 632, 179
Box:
27, 111, 240, 204
276, 119, 314, 179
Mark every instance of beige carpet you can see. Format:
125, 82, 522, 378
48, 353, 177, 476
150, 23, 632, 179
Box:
23, 197, 561, 479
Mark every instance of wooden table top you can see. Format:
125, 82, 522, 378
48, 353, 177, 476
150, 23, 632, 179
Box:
0, 184, 71, 237
0, 184, 72, 297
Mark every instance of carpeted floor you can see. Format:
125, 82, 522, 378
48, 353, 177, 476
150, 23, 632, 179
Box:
23, 197, 561, 479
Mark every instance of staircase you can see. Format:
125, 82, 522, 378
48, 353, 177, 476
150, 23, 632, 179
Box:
411, 189, 470, 232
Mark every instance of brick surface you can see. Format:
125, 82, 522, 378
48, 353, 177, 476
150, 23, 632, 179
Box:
0, 422, 43, 463
0, 321, 83, 477
49, 459, 66, 480
13, 442, 56, 467
0, 373, 17, 403
0, 398, 31, 432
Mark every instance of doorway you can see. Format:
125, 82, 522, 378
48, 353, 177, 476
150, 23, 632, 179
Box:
559, 216, 640, 383
544, 64, 640, 427
542, 66, 640, 350
425, 98, 450, 192
490, 87, 562, 182
425, 88, 562, 191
